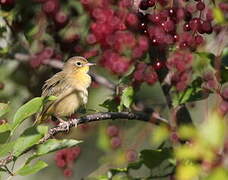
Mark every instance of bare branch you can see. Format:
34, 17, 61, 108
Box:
14, 53, 116, 90
40, 112, 169, 143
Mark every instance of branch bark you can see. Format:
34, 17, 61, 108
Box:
40, 111, 168, 142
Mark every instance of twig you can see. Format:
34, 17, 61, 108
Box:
14, 53, 116, 90
40, 112, 169, 143
3, 165, 14, 176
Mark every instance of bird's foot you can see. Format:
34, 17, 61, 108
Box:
57, 117, 70, 133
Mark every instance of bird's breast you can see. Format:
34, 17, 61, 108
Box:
52, 88, 87, 117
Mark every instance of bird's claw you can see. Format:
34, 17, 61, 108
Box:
59, 121, 70, 133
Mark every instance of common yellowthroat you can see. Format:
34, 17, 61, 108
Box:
35, 56, 95, 125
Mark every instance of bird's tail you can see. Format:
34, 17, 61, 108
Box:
33, 113, 49, 126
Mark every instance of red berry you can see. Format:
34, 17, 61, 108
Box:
133, 69, 144, 82
0, 82, 4, 90
126, 13, 139, 27
219, 101, 228, 115
107, 125, 119, 137
42, 0, 59, 15
86, 34, 97, 44
149, 14, 161, 24
138, 36, 149, 51
161, 19, 175, 32
189, 18, 200, 31
199, 21, 213, 34
54, 11, 69, 28
110, 137, 121, 149
63, 168, 73, 177
126, 150, 138, 162
219, 2, 228, 12
168, 8, 176, 17
195, 35, 204, 45
147, 0, 155, 7
153, 61, 164, 70
173, 34, 179, 42
139, 22, 147, 31
222, 88, 228, 100
139, 0, 148, 10
196, 1, 205, 11
0, 0, 14, 5
56, 159, 66, 168
183, 23, 191, 31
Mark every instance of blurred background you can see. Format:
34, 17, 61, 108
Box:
0, 0, 228, 179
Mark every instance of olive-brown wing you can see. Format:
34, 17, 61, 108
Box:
35, 71, 72, 124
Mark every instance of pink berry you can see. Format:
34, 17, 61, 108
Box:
196, 1, 205, 11
107, 125, 119, 137
0, 0, 14, 5
183, 23, 191, 31
140, 0, 148, 10
219, 101, 228, 115
54, 11, 69, 28
42, 0, 59, 15
147, 0, 155, 7
222, 88, 228, 100
63, 168, 73, 177
110, 137, 121, 149
126, 150, 138, 162
0, 82, 4, 90
195, 35, 204, 45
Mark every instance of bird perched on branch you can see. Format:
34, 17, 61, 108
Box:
35, 56, 95, 125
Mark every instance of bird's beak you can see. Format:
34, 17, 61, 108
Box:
86, 62, 96, 66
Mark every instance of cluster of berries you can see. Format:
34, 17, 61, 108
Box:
137, 0, 214, 50
106, 125, 122, 149
133, 63, 158, 85
29, 47, 61, 68
55, 147, 81, 177
167, 51, 193, 91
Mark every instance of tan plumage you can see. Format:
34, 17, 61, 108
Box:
35, 56, 95, 124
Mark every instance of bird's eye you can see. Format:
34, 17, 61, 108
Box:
75, 61, 82, 67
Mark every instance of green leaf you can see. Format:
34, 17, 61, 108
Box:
0, 141, 15, 157
100, 99, 118, 112
16, 160, 48, 176
193, 52, 214, 74
204, 168, 228, 180
127, 160, 143, 170
140, 148, 172, 170
0, 168, 6, 172
118, 86, 134, 111
172, 78, 208, 106
37, 139, 81, 155
0, 103, 10, 117
108, 168, 128, 178
118, 66, 135, 84
0, 123, 11, 144
13, 126, 43, 157
12, 97, 44, 131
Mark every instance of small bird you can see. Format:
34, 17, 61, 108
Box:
35, 56, 95, 125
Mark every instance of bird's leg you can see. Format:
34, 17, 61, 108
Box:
56, 117, 70, 133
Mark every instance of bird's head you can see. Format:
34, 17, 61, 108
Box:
63, 56, 95, 74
